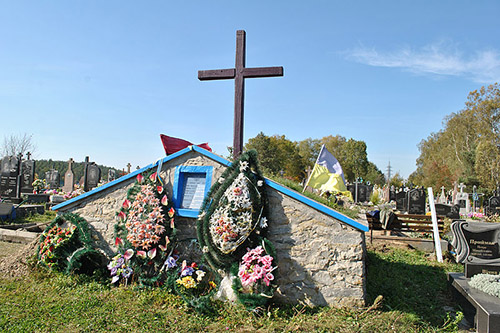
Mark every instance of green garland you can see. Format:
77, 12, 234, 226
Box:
113, 170, 178, 288
197, 150, 277, 310
37, 213, 106, 276
197, 150, 269, 271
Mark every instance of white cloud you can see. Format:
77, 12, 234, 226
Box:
346, 41, 500, 83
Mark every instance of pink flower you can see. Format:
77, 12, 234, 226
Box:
137, 174, 144, 183
124, 249, 134, 260
148, 248, 157, 259
122, 199, 131, 209
118, 211, 127, 221
149, 172, 157, 182
168, 207, 175, 218
115, 237, 123, 246
137, 250, 147, 259
157, 186, 164, 194
161, 195, 168, 206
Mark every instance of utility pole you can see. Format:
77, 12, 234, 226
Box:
386, 161, 392, 184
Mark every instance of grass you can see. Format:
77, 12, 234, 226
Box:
0, 243, 465, 332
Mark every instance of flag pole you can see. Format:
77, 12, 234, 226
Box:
302, 144, 325, 193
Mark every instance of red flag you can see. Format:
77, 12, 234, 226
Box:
160, 134, 212, 155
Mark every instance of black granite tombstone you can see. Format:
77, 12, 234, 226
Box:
451, 220, 500, 278
85, 163, 101, 191
45, 170, 60, 189
20, 159, 35, 194
408, 188, 426, 214
395, 190, 407, 212
0, 156, 20, 199
487, 196, 500, 216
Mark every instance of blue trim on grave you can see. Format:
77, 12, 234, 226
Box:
172, 165, 213, 218
51, 145, 367, 232
52, 146, 218, 211
264, 178, 369, 232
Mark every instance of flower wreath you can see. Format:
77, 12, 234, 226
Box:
114, 170, 178, 287
197, 150, 278, 309
37, 213, 106, 276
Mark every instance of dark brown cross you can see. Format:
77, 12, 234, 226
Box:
198, 30, 283, 157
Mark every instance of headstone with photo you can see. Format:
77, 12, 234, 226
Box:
84, 162, 101, 191
20, 158, 35, 194
389, 185, 396, 202
45, 169, 60, 189
486, 196, 500, 216
63, 158, 75, 193
0, 155, 20, 199
407, 187, 426, 214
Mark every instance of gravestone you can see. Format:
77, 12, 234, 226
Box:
395, 190, 407, 212
438, 186, 447, 204
407, 187, 426, 214
0, 156, 20, 199
63, 158, 75, 193
84, 163, 101, 191
435, 203, 460, 219
45, 169, 60, 189
389, 185, 396, 202
486, 196, 500, 216
455, 183, 470, 215
20, 159, 35, 194
451, 220, 500, 278
108, 169, 116, 182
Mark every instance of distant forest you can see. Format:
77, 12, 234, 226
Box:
34, 159, 125, 184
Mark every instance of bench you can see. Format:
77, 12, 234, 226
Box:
366, 212, 445, 240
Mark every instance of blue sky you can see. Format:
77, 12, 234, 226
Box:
1, 1, 499, 178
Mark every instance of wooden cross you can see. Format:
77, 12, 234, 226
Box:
26, 152, 31, 160
198, 30, 283, 157
127, 163, 131, 174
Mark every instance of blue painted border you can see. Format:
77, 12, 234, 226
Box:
173, 165, 213, 218
52, 146, 222, 211
264, 179, 369, 232
52, 145, 367, 232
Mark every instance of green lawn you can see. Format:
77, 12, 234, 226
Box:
0, 243, 464, 332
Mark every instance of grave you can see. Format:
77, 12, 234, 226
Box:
82, 156, 101, 192
407, 187, 426, 215
451, 220, 500, 278
0, 155, 20, 199
52, 146, 368, 307
347, 183, 373, 203
395, 189, 407, 212
20, 157, 35, 194
63, 158, 75, 193
108, 169, 116, 182
486, 196, 500, 216
449, 220, 500, 332
435, 203, 460, 219
45, 169, 60, 189
455, 183, 470, 216
49, 29, 368, 310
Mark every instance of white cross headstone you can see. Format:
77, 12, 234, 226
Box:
455, 183, 470, 216
438, 186, 447, 204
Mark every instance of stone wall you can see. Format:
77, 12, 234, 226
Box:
57, 151, 366, 308
267, 188, 366, 308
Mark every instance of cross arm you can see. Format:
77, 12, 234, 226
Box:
198, 68, 236, 81
243, 66, 283, 78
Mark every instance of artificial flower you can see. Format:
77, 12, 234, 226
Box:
137, 174, 144, 183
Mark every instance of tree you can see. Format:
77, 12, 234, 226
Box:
414, 83, 500, 192
2, 133, 36, 158
365, 162, 385, 186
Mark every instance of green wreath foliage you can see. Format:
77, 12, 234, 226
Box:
37, 213, 107, 276
112, 170, 178, 288
197, 150, 269, 271
197, 150, 277, 310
